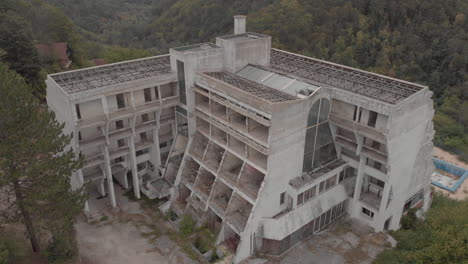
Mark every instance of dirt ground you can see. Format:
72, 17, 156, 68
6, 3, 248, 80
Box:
75, 186, 199, 264
268, 218, 395, 264
432, 147, 468, 200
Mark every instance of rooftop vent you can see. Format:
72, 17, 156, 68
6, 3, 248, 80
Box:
234, 15, 246, 35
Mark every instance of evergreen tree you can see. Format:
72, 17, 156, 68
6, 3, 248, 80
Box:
0, 11, 42, 94
0, 63, 85, 256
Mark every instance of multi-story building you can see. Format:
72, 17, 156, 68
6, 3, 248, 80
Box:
47, 16, 434, 263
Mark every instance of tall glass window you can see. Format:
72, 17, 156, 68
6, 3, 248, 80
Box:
177, 60, 187, 105
303, 98, 336, 172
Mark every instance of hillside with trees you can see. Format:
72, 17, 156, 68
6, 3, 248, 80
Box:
1, 0, 467, 158
41, 0, 468, 160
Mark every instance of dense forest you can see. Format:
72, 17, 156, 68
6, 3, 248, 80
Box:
1, 0, 467, 159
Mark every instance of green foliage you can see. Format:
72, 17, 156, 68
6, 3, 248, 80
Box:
0, 231, 27, 264
45, 230, 78, 264
179, 214, 195, 236
103, 46, 151, 63
374, 193, 468, 264
0, 9, 42, 94
0, 63, 85, 257
400, 208, 418, 230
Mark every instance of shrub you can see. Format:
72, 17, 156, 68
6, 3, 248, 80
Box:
179, 214, 195, 236
45, 230, 78, 264
400, 208, 418, 230
0, 231, 27, 264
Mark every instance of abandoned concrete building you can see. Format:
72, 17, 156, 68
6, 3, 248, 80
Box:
46, 16, 435, 263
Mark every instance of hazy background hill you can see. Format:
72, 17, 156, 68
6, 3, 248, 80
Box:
1, 0, 467, 159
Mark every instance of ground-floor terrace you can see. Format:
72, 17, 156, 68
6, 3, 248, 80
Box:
71, 180, 395, 264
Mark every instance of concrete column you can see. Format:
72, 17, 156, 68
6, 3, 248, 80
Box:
103, 146, 117, 208
123, 168, 129, 189
351, 157, 366, 217
378, 181, 392, 214
98, 180, 106, 197
129, 136, 141, 199
77, 169, 90, 212
152, 129, 161, 169
234, 15, 246, 34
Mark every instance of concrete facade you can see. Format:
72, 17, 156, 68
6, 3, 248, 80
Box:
46, 17, 434, 263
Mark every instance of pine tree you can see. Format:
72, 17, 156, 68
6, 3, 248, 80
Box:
0, 63, 85, 255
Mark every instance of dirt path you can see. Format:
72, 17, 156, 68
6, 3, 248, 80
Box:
75, 188, 199, 264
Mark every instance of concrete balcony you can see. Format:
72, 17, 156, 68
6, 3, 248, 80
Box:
134, 100, 161, 114
83, 153, 104, 168
219, 152, 243, 187
330, 113, 387, 142
109, 146, 130, 160
187, 195, 206, 212
108, 107, 134, 121
330, 113, 354, 130
79, 135, 106, 150
193, 168, 215, 202
210, 180, 233, 217
237, 164, 265, 201
354, 122, 386, 142
77, 114, 106, 129
180, 157, 200, 189
359, 191, 382, 211
225, 193, 252, 234
361, 146, 387, 164
82, 167, 105, 183
108, 127, 132, 142
135, 139, 154, 152
135, 121, 157, 134
203, 142, 225, 172
195, 110, 268, 155
335, 137, 358, 153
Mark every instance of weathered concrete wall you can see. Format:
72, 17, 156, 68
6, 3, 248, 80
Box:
216, 34, 271, 73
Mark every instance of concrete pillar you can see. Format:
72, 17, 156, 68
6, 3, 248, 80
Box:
98, 181, 106, 197
378, 182, 392, 214
234, 15, 246, 34
123, 168, 129, 189
77, 169, 90, 213
129, 136, 141, 199
103, 146, 117, 208
351, 157, 366, 217
152, 129, 161, 169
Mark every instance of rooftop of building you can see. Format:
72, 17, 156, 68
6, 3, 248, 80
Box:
269, 49, 426, 105
204, 71, 298, 103
50, 55, 172, 95
217, 32, 269, 41
172, 42, 220, 52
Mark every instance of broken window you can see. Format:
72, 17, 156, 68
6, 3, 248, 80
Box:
116, 120, 124, 129
117, 139, 125, 148
116, 93, 126, 109
140, 132, 147, 142
362, 207, 374, 218
297, 193, 304, 206
144, 88, 152, 102
75, 104, 81, 119
367, 111, 378, 128
280, 192, 285, 205
141, 113, 149, 123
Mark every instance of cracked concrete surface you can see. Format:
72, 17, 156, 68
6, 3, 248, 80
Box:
75, 186, 198, 264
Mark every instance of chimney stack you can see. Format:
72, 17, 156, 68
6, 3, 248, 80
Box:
234, 15, 246, 35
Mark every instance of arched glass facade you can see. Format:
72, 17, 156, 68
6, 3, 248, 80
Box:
303, 98, 336, 172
